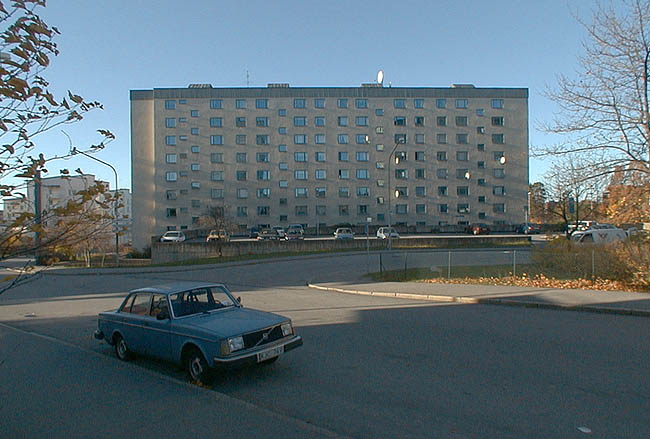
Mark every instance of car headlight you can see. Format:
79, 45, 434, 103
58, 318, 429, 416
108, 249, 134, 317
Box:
281, 322, 293, 337
221, 336, 244, 355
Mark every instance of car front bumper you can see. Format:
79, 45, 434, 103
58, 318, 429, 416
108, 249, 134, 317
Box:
213, 335, 303, 369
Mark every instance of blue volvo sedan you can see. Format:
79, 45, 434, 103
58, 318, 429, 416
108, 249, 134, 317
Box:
94, 281, 302, 383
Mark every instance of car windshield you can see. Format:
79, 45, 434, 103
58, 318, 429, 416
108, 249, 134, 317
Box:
170, 286, 236, 317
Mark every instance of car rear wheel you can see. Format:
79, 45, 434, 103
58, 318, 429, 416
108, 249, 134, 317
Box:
114, 334, 132, 361
186, 349, 212, 384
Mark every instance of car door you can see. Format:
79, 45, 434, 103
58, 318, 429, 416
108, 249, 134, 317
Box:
144, 294, 173, 361
119, 292, 152, 354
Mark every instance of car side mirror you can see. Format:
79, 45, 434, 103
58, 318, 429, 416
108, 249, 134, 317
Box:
237, 296, 242, 305
157, 310, 170, 320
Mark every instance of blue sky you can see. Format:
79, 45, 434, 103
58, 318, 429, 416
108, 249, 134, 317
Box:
31, 0, 591, 191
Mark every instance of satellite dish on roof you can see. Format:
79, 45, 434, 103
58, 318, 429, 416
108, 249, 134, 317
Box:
377, 70, 384, 85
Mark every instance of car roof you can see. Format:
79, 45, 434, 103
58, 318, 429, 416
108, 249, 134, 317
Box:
129, 281, 225, 296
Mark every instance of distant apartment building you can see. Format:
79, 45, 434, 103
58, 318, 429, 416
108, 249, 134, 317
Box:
130, 83, 529, 250
3, 196, 29, 224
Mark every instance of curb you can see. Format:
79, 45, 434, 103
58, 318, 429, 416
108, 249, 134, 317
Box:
307, 283, 650, 318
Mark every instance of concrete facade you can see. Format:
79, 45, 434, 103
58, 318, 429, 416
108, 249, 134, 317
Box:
131, 84, 529, 251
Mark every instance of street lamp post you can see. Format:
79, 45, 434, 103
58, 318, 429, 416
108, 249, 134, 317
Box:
71, 147, 120, 267
388, 137, 406, 250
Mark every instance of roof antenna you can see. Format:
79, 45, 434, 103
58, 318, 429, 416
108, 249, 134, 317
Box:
246, 69, 250, 87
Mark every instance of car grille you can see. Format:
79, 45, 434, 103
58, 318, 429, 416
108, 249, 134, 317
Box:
242, 325, 284, 349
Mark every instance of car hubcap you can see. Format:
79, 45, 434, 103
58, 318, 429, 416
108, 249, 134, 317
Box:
190, 357, 203, 379
118, 340, 126, 357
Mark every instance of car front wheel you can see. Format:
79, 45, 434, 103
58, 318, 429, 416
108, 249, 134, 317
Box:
186, 349, 212, 384
114, 334, 132, 361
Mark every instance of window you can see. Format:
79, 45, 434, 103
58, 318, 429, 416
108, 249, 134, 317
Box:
211, 171, 224, 181
211, 188, 224, 199
236, 152, 247, 163
415, 116, 425, 126
257, 170, 271, 180
477, 143, 485, 152
439, 204, 448, 213
339, 187, 350, 197
437, 133, 447, 144
356, 169, 369, 179
210, 135, 223, 145
294, 152, 307, 162
257, 206, 270, 216
437, 169, 448, 179
237, 206, 248, 217
337, 98, 348, 108
295, 205, 308, 216
493, 168, 505, 178
456, 99, 468, 109
457, 203, 470, 213
179, 135, 188, 141
356, 134, 369, 144
356, 116, 368, 126
210, 99, 222, 109
279, 180, 288, 188
338, 169, 349, 179
278, 108, 287, 116
165, 136, 176, 146
416, 204, 426, 214
493, 151, 505, 161
455, 116, 468, 127
190, 110, 199, 118
165, 118, 176, 128
178, 117, 187, 123
395, 133, 407, 144
457, 151, 469, 161
356, 151, 369, 162
376, 196, 385, 204
190, 128, 199, 136
236, 170, 247, 181
394, 99, 407, 108
315, 116, 326, 126
375, 126, 384, 134
375, 108, 384, 116
338, 134, 349, 144
210, 152, 223, 163
237, 188, 248, 199
166, 190, 177, 200
279, 126, 287, 134
294, 134, 307, 144
478, 160, 486, 169
376, 161, 385, 169
234, 116, 245, 127
456, 168, 470, 179
376, 179, 385, 187
394, 116, 407, 126
416, 186, 426, 197
315, 98, 325, 108
315, 187, 327, 198
395, 169, 408, 179
339, 205, 350, 215
437, 116, 447, 127
477, 195, 486, 203
315, 169, 326, 180
492, 116, 504, 126
338, 116, 348, 127
492, 99, 504, 109
396, 151, 408, 161
356, 186, 370, 198
316, 151, 326, 162
236, 134, 247, 145
165, 100, 176, 110
376, 143, 384, 151
416, 168, 425, 179
493, 186, 505, 196
294, 98, 306, 108
236, 99, 247, 109
457, 134, 469, 144
358, 205, 368, 215
478, 212, 486, 219
166, 208, 177, 218
492, 134, 505, 144
493, 203, 505, 213
208, 117, 222, 128
395, 204, 408, 214
191, 199, 200, 208
395, 186, 408, 198
477, 126, 485, 134
436, 98, 447, 109
256, 99, 268, 109
415, 134, 425, 144
279, 144, 287, 152
437, 151, 447, 161
191, 181, 200, 189
165, 153, 177, 164
355, 98, 368, 109
295, 188, 308, 198
294, 170, 308, 180
414, 99, 424, 108
279, 162, 288, 170
256, 152, 270, 163
294, 116, 307, 126
166, 171, 177, 182
338, 151, 349, 161
457, 186, 469, 196
256, 117, 269, 127
191, 163, 200, 171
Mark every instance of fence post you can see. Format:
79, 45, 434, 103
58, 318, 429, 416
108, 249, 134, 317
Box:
513, 250, 516, 278
592, 249, 595, 281
448, 251, 451, 279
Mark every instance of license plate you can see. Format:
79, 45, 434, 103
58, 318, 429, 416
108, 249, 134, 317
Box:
257, 345, 283, 362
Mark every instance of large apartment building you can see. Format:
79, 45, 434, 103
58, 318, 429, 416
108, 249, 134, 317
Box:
131, 83, 529, 250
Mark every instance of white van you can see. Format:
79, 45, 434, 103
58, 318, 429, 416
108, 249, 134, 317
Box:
571, 228, 627, 244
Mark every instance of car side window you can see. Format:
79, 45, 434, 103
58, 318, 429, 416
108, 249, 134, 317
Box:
150, 294, 169, 318
129, 293, 152, 315
119, 294, 136, 313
